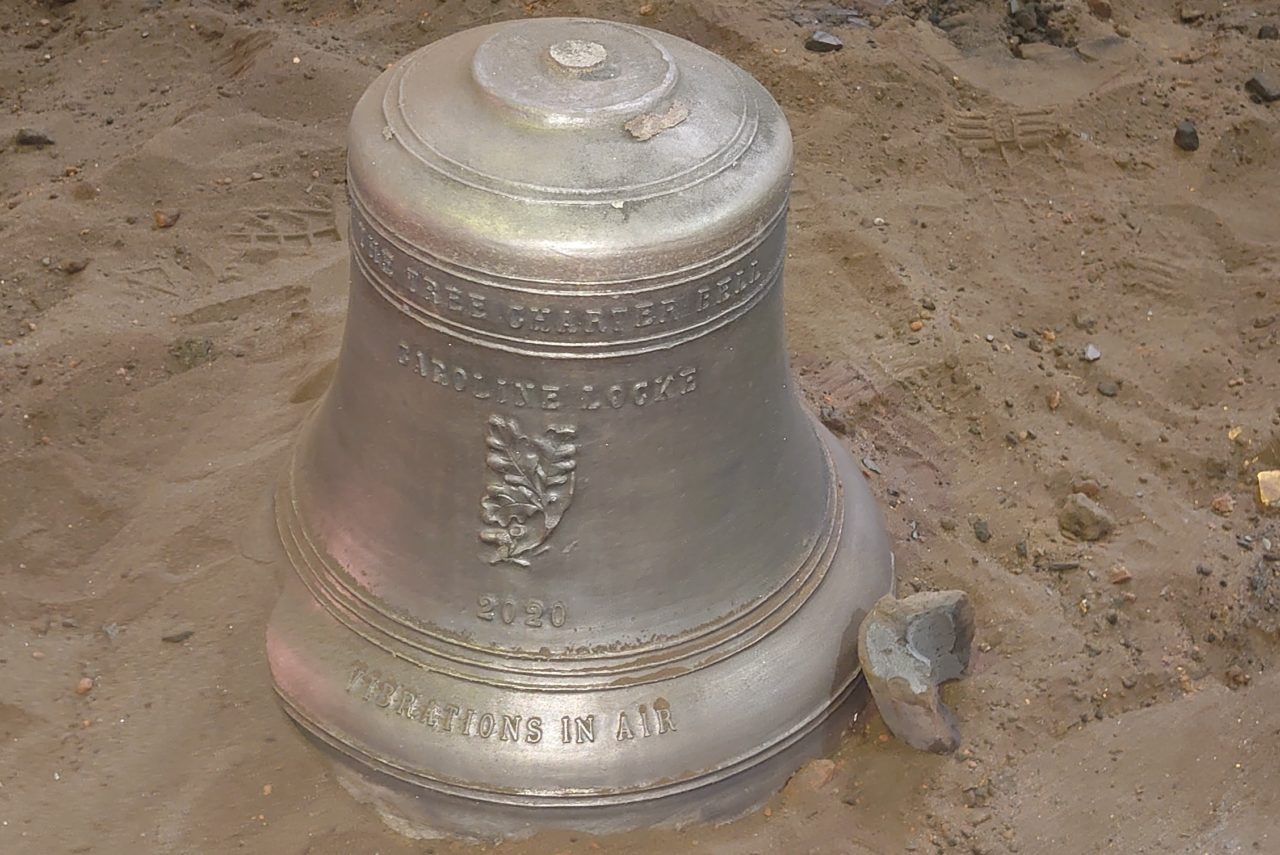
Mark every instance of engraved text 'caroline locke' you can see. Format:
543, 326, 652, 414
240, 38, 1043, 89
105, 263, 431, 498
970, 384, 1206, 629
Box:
347, 663, 677, 747
396, 343, 698, 411
353, 212, 771, 342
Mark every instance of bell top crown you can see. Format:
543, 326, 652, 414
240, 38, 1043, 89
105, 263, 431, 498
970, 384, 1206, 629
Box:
347, 17, 794, 285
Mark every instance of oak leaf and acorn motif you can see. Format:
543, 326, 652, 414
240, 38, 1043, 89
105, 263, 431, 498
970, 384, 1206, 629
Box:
479, 415, 577, 567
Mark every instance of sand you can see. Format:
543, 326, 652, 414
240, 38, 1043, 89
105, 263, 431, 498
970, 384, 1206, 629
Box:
2, 0, 1278, 852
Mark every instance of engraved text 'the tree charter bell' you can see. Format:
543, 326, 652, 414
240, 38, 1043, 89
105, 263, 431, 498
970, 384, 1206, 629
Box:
266, 16, 895, 839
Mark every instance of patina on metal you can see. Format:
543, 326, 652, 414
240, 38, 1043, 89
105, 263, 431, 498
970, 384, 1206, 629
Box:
266, 16, 894, 839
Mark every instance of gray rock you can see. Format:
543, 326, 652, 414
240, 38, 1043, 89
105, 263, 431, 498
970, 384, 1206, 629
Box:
1245, 73, 1280, 103
972, 519, 992, 543
1258, 24, 1279, 40
1173, 119, 1199, 151
15, 128, 54, 148
1083, 343, 1102, 362
1058, 492, 1116, 541
805, 31, 844, 52
858, 591, 974, 753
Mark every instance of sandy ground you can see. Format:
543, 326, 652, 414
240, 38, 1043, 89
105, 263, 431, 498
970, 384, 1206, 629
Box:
3, 0, 1280, 852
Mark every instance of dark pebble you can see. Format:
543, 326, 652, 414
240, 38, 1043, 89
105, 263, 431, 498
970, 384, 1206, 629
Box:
1097, 380, 1119, 397
1245, 73, 1280, 103
1173, 119, 1199, 151
1047, 561, 1081, 572
1259, 24, 1279, 40
973, 519, 992, 543
162, 629, 195, 644
805, 31, 844, 52
15, 128, 54, 147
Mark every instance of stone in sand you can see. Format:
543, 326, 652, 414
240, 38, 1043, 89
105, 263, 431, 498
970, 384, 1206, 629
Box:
1245, 74, 1280, 103
1173, 119, 1199, 151
859, 591, 975, 754
1058, 492, 1116, 541
805, 31, 843, 52
15, 128, 54, 147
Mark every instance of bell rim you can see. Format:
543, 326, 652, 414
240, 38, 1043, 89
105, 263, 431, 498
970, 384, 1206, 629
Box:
271, 664, 864, 807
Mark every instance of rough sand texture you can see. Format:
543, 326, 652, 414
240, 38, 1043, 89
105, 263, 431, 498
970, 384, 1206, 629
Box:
2, 0, 1279, 852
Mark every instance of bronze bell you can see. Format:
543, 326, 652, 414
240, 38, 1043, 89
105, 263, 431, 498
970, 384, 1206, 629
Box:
267, 16, 894, 839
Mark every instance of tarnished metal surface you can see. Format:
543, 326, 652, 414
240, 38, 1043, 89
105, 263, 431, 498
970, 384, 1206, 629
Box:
266, 16, 894, 838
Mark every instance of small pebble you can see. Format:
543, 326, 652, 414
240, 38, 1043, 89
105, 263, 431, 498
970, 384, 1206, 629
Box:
784, 758, 837, 794
1108, 565, 1133, 584
1058, 493, 1116, 541
249, 171, 265, 181
1097, 380, 1119, 397
973, 519, 992, 543
59, 259, 89, 275
1173, 119, 1199, 151
1071, 477, 1102, 498
1258, 24, 1279, 40
16, 128, 55, 147
162, 629, 195, 644
805, 30, 844, 52
75, 677, 94, 695
1083, 344, 1102, 362
1245, 73, 1280, 103
152, 209, 180, 229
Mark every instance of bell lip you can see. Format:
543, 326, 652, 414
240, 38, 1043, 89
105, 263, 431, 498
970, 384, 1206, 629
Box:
285, 681, 872, 840
345, 18, 794, 284
273, 413, 845, 688
265, 424, 895, 815
272, 663, 862, 807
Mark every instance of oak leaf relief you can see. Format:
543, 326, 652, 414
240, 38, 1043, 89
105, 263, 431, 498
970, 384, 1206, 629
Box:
479, 415, 577, 567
